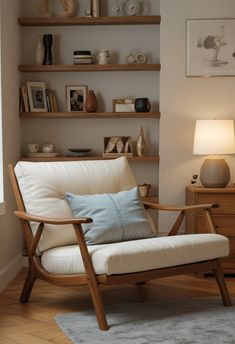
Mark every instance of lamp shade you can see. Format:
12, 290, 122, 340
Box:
193, 119, 235, 155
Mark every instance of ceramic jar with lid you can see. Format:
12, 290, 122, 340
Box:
97, 49, 110, 64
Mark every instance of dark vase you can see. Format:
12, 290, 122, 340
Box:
134, 98, 151, 112
85, 90, 98, 112
43, 34, 53, 65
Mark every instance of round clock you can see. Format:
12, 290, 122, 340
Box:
125, 0, 140, 16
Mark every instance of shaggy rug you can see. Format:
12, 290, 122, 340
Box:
55, 299, 235, 344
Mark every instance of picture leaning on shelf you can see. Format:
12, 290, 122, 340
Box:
19, 82, 58, 113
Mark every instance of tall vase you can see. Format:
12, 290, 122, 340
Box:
85, 90, 98, 112
136, 127, 146, 156
35, 36, 44, 65
92, 0, 100, 17
43, 34, 53, 65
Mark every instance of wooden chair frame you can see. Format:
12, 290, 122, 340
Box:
8, 164, 232, 331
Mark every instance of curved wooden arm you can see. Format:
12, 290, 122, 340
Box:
142, 201, 218, 212
14, 211, 93, 225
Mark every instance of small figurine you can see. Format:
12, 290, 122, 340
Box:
58, 0, 76, 18
190, 174, 198, 186
38, 0, 51, 17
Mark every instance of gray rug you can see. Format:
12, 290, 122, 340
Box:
55, 299, 235, 344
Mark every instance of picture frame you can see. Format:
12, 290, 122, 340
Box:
66, 85, 87, 112
27, 81, 47, 112
103, 136, 133, 157
187, 19, 235, 77
112, 98, 135, 112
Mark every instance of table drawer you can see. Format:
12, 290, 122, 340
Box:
197, 215, 235, 237
197, 194, 235, 215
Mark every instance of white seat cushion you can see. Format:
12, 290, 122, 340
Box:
14, 157, 137, 253
41, 234, 229, 275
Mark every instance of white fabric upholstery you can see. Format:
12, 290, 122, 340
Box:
15, 158, 137, 253
41, 234, 229, 275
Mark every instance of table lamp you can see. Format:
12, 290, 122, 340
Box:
193, 119, 235, 187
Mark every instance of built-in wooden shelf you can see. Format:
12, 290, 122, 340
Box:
20, 156, 159, 162
18, 15, 161, 27
20, 111, 161, 119
19, 64, 161, 73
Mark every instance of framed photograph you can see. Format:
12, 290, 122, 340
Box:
103, 136, 133, 157
187, 19, 235, 76
27, 81, 47, 112
66, 85, 87, 112
112, 98, 135, 112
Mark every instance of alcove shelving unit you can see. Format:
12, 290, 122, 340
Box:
18, 14, 161, 163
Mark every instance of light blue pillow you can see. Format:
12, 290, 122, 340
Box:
65, 187, 155, 245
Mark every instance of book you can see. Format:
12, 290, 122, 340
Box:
21, 86, 29, 112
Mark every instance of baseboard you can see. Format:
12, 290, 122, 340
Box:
0, 255, 23, 292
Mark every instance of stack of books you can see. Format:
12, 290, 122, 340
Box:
73, 50, 93, 64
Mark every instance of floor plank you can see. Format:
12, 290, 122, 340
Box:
0, 269, 234, 343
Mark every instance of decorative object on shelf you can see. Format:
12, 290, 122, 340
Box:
58, 0, 76, 18
113, 98, 135, 112
91, 0, 100, 17
20, 86, 30, 112
27, 81, 48, 112
136, 126, 146, 156
42, 143, 54, 153
187, 19, 235, 77
112, 1, 123, 16
138, 183, 152, 197
103, 136, 133, 157
38, 0, 51, 18
190, 174, 199, 186
125, 0, 140, 16
193, 119, 235, 187
66, 85, 87, 112
73, 51, 93, 65
28, 143, 40, 153
67, 148, 92, 157
134, 98, 151, 112
35, 35, 44, 66
43, 34, 53, 65
126, 49, 148, 64
96, 49, 110, 65
85, 90, 98, 112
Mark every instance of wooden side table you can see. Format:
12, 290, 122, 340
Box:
186, 186, 235, 274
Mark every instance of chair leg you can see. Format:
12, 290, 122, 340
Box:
20, 260, 37, 303
73, 225, 109, 331
213, 260, 232, 307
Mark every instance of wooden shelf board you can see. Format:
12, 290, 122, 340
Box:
20, 156, 160, 162
18, 15, 161, 26
19, 64, 161, 72
20, 111, 161, 119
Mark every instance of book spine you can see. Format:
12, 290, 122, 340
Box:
21, 86, 29, 112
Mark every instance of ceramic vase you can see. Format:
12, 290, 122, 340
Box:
43, 34, 53, 65
136, 127, 146, 156
85, 90, 98, 112
35, 36, 44, 65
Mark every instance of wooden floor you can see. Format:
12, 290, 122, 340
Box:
0, 269, 234, 343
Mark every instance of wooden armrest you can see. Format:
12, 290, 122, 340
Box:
14, 211, 92, 225
142, 201, 218, 212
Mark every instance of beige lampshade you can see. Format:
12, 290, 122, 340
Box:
193, 119, 235, 155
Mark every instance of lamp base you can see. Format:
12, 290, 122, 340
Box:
200, 158, 230, 188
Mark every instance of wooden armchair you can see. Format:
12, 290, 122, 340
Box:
9, 158, 232, 331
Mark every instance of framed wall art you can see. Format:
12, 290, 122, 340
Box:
27, 81, 47, 112
66, 85, 87, 112
187, 19, 235, 76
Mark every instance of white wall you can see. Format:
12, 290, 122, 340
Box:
0, 0, 22, 291
159, 0, 235, 231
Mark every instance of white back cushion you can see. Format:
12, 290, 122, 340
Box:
15, 157, 136, 253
